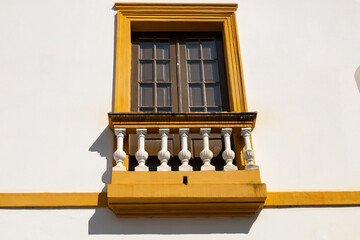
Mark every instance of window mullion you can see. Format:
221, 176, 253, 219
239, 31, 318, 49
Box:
199, 40, 207, 112
175, 38, 182, 112
153, 39, 157, 112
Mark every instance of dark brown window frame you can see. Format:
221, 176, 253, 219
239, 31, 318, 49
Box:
131, 32, 230, 113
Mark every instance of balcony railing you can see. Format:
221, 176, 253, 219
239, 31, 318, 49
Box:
107, 112, 266, 217
108, 112, 259, 171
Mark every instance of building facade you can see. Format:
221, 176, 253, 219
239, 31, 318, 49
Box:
1, 0, 360, 239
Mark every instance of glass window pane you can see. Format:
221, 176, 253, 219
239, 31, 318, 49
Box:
190, 107, 205, 112
157, 84, 171, 107
202, 40, 216, 59
157, 107, 172, 112
140, 40, 154, 59
189, 84, 204, 106
207, 107, 221, 112
156, 40, 170, 59
139, 107, 155, 112
140, 61, 154, 82
140, 84, 154, 106
203, 61, 219, 82
156, 61, 170, 82
205, 84, 221, 106
186, 40, 200, 60
187, 61, 202, 82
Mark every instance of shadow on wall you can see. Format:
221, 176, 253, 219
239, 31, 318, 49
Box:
88, 12, 118, 192
88, 207, 260, 234
355, 66, 360, 94
88, 126, 114, 192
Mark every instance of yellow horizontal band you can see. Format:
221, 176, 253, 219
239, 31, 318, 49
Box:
265, 191, 360, 207
0, 191, 359, 208
0, 192, 107, 208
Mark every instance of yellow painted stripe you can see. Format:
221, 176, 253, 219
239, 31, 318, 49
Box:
0, 193, 107, 208
0, 192, 360, 208
265, 191, 360, 207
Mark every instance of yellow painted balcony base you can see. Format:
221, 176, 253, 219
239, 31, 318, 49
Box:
108, 170, 266, 217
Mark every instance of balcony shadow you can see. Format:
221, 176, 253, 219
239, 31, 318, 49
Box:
88, 126, 113, 192
88, 207, 260, 235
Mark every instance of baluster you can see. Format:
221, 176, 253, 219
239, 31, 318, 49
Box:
221, 128, 238, 171
200, 128, 215, 171
157, 128, 171, 171
135, 128, 149, 171
178, 128, 193, 171
241, 128, 259, 170
113, 128, 127, 171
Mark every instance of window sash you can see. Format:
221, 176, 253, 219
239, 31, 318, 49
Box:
131, 32, 229, 113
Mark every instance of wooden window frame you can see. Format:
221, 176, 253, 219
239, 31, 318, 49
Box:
179, 32, 230, 113
131, 32, 230, 113
131, 33, 178, 112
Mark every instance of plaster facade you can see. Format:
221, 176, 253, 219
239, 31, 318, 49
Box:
0, 0, 359, 238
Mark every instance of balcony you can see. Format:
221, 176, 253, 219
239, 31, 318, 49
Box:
107, 112, 267, 217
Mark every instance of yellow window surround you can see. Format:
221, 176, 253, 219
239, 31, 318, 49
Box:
108, 2, 266, 218
113, 3, 247, 113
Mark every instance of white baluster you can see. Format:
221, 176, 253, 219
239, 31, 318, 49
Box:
200, 128, 215, 171
135, 128, 149, 171
157, 128, 171, 171
221, 128, 238, 171
178, 128, 193, 171
241, 127, 259, 170
113, 128, 127, 171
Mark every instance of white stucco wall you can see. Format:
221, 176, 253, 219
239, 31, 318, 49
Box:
1, 0, 360, 239
238, 0, 360, 190
1, 207, 359, 239
0, 0, 359, 193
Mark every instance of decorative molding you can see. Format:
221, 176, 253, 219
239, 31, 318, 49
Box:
114, 3, 238, 13
108, 112, 257, 134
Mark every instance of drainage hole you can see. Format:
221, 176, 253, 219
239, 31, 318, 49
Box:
183, 176, 188, 185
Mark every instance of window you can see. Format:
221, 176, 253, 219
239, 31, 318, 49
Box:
131, 33, 230, 113
108, 3, 266, 218
129, 33, 232, 171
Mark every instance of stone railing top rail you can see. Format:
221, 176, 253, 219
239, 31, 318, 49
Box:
108, 112, 257, 134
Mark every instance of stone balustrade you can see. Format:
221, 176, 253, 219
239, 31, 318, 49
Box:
112, 126, 258, 171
